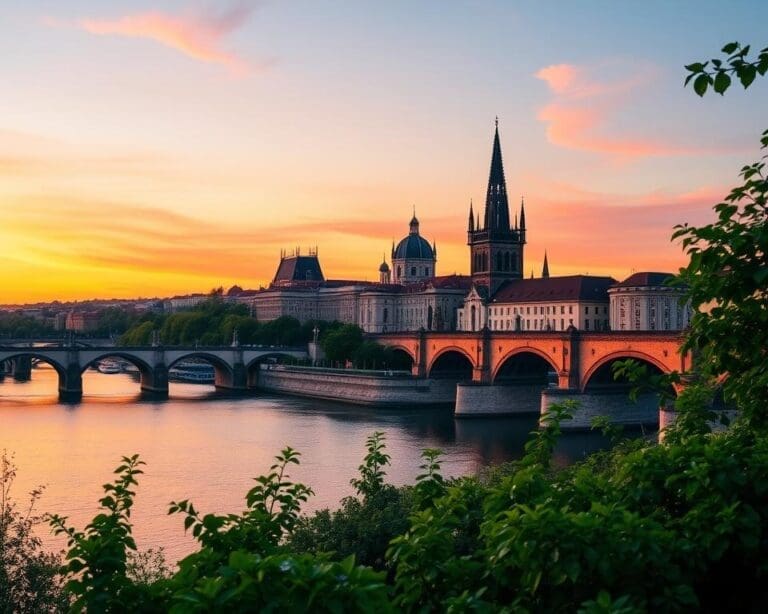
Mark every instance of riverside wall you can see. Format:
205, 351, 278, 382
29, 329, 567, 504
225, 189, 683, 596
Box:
256, 365, 456, 407
541, 388, 660, 430
455, 383, 543, 418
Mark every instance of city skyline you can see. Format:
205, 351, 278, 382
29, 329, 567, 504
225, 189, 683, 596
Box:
2, 1, 767, 303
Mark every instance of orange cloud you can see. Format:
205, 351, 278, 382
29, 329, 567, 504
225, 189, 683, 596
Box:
534, 62, 727, 160
519, 177, 727, 278
74, 3, 256, 74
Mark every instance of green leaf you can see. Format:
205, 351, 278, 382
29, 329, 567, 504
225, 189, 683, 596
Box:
713, 71, 731, 94
722, 41, 739, 54
738, 64, 757, 88
693, 74, 710, 97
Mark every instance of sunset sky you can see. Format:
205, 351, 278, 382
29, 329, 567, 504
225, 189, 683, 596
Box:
1, 1, 767, 303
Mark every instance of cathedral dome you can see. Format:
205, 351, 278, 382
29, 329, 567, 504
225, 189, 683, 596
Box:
393, 213, 434, 260
379, 260, 390, 273
393, 234, 433, 259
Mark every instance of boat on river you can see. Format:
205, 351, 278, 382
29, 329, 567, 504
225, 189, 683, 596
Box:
168, 361, 215, 384
97, 360, 123, 374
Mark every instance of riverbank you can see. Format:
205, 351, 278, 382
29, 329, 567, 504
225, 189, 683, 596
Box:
255, 364, 456, 406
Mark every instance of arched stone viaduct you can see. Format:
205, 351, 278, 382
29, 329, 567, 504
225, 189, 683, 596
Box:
0, 345, 307, 400
375, 330, 690, 426
374, 329, 689, 391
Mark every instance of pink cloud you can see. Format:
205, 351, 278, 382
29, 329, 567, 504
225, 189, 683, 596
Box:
534, 62, 728, 160
74, 3, 256, 74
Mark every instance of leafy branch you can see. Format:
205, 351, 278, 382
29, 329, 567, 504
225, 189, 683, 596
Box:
685, 41, 768, 95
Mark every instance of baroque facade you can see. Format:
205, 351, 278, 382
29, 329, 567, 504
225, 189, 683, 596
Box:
233, 122, 688, 334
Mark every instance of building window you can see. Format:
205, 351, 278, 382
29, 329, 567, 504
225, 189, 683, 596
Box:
560, 318, 564, 329
569, 305, 573, 314
585, 319, 590, 330
425, 267, 430, 276
411, 267, 416, 276
560, 305, 565, 314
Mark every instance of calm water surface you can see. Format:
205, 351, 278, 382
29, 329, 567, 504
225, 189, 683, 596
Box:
0, 365, 607, 563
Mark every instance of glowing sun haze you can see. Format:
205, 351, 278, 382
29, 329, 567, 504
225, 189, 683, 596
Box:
1, 1, 766, 303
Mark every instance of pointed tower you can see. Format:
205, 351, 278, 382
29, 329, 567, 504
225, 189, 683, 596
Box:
542, 251, 550, 278
468, 119, 526, 294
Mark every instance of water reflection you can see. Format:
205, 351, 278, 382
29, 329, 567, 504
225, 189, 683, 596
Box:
1, 365, 618, 562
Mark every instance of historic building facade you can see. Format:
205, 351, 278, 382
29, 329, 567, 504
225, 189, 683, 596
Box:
608, 272, 692, 331
231, 122, 687, 334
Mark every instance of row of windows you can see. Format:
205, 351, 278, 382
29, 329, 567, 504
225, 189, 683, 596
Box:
395, 265, 430, 278
487, 317, 611, 331
472, 251, 518, 273
491, 304, 575, 316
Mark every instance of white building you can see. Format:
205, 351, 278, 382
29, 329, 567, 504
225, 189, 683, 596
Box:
458, 275, 615, 332
609, 272, 691, 331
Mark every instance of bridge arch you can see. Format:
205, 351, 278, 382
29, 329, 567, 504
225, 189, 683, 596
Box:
427, 347, 475, 379
245, 352, 300, 387
168, 352, 235, 388
0, 352, 67, 380
492, 348, 559, 384
80, 352, 158, 395
582, 350, 670, 393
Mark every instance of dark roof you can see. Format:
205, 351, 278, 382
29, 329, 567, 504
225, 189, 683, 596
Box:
393, 234, 434, 260
491, 275, 616, 303
272, 255, 325, 286
614, 272, 674, 288
379, 261, 390, 272
429, 274, 473, 290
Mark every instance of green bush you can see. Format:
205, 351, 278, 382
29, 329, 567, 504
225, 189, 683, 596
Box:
0, 452, 65, 613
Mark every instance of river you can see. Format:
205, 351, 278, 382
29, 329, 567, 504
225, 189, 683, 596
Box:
0, 364, 609, 563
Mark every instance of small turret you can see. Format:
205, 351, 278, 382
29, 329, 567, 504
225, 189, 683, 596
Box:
379, 254, 391, 284
519, 197, 527, 243
409, 205, 419, 234
542, 250, 550, 278
468, 199, 475, 232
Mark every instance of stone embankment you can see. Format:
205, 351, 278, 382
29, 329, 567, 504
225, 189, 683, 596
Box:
256, 365, 456, 407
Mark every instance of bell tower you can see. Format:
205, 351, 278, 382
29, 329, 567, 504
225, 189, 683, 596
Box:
467, 119, 526, 294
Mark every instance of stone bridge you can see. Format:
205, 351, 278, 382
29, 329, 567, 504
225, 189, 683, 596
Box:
374, 330, 691, 426
0, 345, 307, 400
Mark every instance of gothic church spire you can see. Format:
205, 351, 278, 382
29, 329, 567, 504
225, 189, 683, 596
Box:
484, 119, 511, 233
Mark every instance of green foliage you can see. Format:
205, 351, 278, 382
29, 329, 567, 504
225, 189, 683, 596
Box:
678, 40, 768, 427
350, 432, 391, 499
0, 312, 56, 340
168, 447, 312, 565
288, 487, 413, 571
685, 42, 768, 95
413, 448, 446, 510
321, 324, 364, 363
288, 433, 412, 571
118, 297, 337, 348
522, 400, 574, 469
49, 454, 147, 613
1, 451, 65, 613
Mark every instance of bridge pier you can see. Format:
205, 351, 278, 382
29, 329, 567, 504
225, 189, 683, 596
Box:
540, 388, 660, 430
59, 362, 83, 402
13, 356, 32, 381
455, 382, 542, 417
141, 364, 169, 397
214, 360, 248, 393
